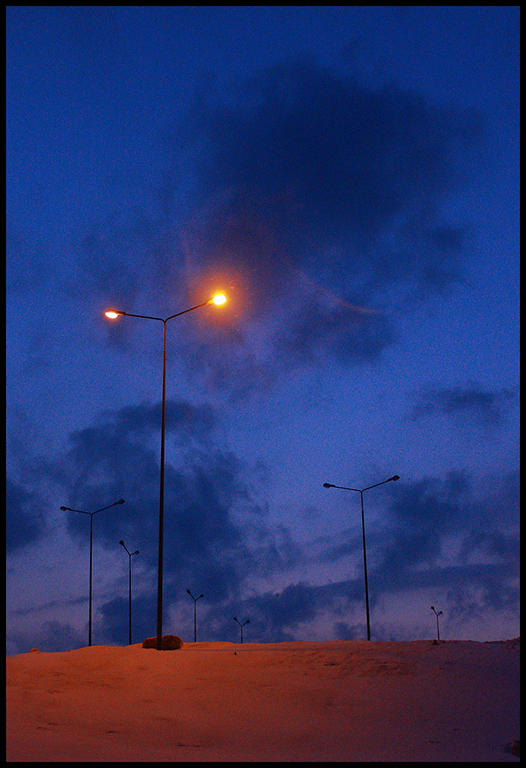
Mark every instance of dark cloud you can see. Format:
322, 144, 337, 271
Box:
6, 477, 46, 553
74, 57, 482, 396
7, 620, 86, 654
377, 470, 518, 568
273, 292, 396, 366
96, 594, 155, 647
312, 470, 519, 625
50, 399, 300, 609
197, 579, 363, 643
407, 383, 518, 430
180, 58, 479, 306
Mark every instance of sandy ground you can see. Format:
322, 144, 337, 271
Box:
6, 639, 519, 762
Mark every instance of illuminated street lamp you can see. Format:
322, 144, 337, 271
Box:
60, 499, 125, 646
233, 616, 250, 644
119, 540, 139, 645
186, 589, 204, 642
323, 475, 399, 640
431, 605, 443, 642
105, 295, 226, 650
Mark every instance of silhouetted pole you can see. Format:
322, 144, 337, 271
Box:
60, 499, 125, 646
323, 476, 399, 640
120, 541, 139, 645
186, 590, 204, 642
233, 617, 250, 643
431, 605, 443, 642
105, 295, 226, 650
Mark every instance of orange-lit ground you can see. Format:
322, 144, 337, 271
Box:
6, 639, 519, 762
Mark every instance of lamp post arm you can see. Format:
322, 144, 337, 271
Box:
323, 484, 362, 493
362, 477, 398, 493
165, 300, 214, 322
61, 499, 125, 516
113, 311, 165, 322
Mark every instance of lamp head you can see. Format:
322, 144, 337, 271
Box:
187, 589, 191, 595
211, 294, 226, 305
390, 475, 400, 482
119, 540, 125, 547
116, 499, 125, 505
323, 483, 333, 488
105, 310, 122, 319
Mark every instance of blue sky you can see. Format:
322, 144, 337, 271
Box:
6, 6, 519, 653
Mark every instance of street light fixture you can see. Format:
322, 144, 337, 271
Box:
105, 294, 226, 650
186, 589, 204, 642
60, 498, 125, 646
233, 616, 250, 644
119, 540, 139, 645
431, 605, 443, 642
323, 475, 399, 641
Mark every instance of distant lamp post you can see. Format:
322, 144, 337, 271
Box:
233, 617, 250, 644
431, 606, 443, 642
186, 589, 204, 642
60, 499, 125, 646
323, 475, 399, 641
119, 540, 139, 645
105, 294, 226, 651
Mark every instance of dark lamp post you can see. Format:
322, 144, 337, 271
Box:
105, 295, 226, 651
233, 616, 250, 644
60, 498, 125, 646
431, 605, 443, 642
120, 540, 139, 645
186, 589, 204, 642
323, 475, 399, 640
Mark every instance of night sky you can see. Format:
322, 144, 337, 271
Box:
6, 6, 519, 654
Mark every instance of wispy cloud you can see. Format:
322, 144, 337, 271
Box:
407, 383, 518, 430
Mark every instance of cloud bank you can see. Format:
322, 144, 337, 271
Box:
82, 58, 482, 395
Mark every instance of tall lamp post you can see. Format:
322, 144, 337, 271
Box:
186, 589, 204, 642
60, 499, 125, 646
120, 540, 139, 645
105, 294, 226, 650
323, 475, 399, 640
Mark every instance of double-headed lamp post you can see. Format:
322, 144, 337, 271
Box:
105, 294, 226, 651
323, 475, 399, 641
186, 589, 204, 642
233, 617, 250, 644
120, 540, 139, 645
60, 499, 125, 646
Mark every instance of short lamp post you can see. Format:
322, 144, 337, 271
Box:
119, 540, 139, 645
233, 617, 250, 644
105, 294, 226, 650
186, 589, 204, 642
431, 605, 443, 642
323, 475, 399, 640
60, 499, 125, 646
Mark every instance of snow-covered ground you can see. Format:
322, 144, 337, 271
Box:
6, 639, 519, 762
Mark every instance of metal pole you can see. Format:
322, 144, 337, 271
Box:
105, 299, 226, 651
157, 320, 167, 651
128, 553, 132, 645
360, 491, 371, 642
323, 476, 399, 641
89, 514, 93, 646
61, 500, 125, 648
